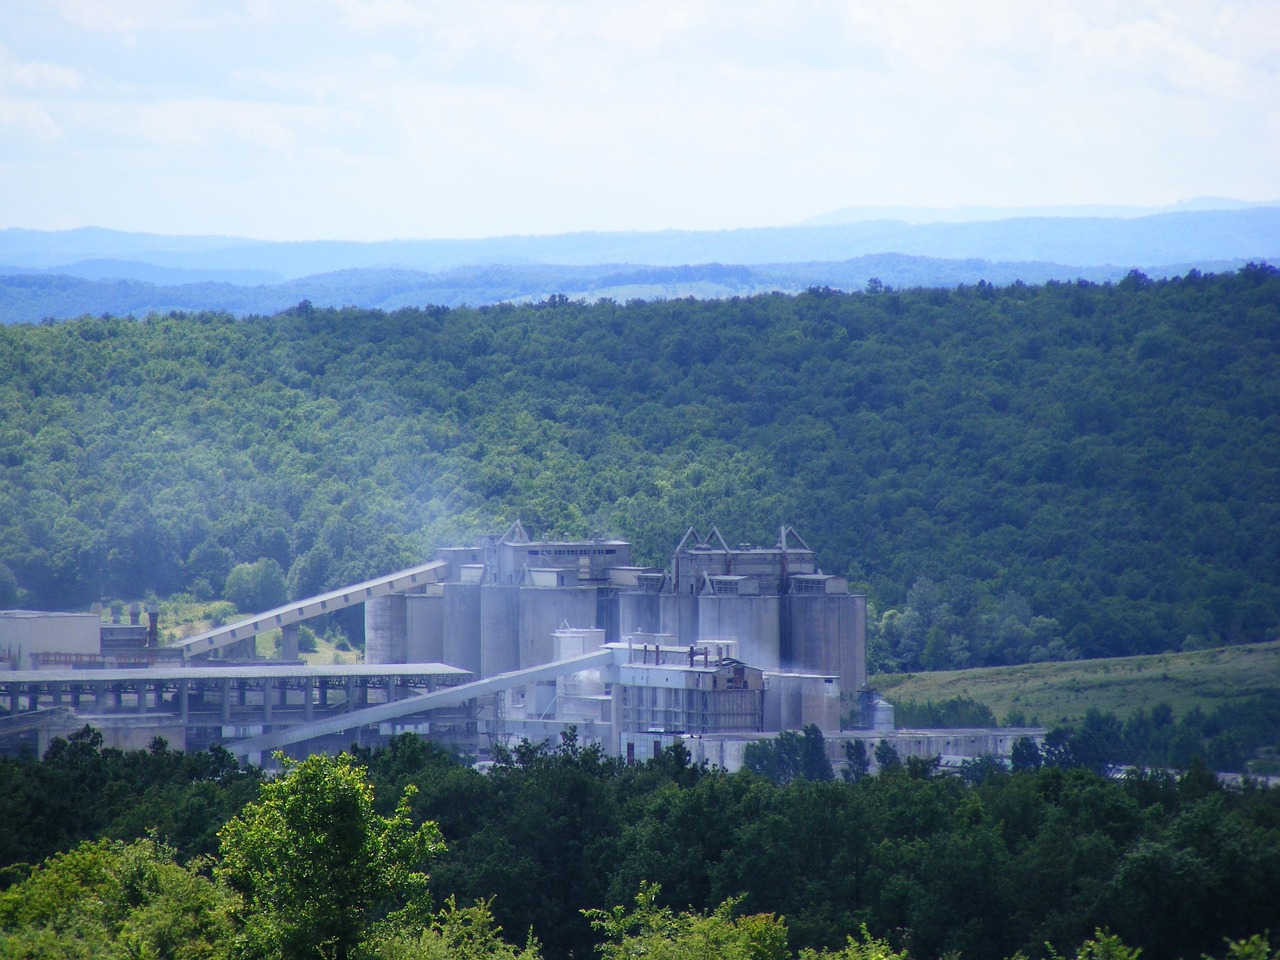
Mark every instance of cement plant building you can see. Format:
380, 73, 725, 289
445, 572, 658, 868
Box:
366, 521, 866, 694
359, 522, 867, 756
2, 522, 935, 769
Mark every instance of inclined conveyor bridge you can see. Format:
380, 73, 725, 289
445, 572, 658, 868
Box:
172, 560, 448, 659
226, 648, 621, 762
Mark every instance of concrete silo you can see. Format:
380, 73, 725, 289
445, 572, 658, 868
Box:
404, 587, 444, 663
787, 576, 866, 695
480, 583, 520, 678
443, 581, 483, 676
364, 594, 407, 664
517, 583, 598, 669
697, 585, 782, 672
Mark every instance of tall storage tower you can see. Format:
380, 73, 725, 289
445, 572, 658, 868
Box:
367, 521, 865, 702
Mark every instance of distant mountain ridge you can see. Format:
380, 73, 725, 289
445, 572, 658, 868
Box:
802, 196, 1280, 225
3, 255, 1266, 324
1, 205, 1277, 322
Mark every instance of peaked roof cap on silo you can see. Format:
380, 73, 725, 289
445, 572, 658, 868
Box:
777, 526, 811, 551
501, 519, 531, 544
674, 526, 733, 553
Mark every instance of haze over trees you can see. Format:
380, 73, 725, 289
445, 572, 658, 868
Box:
1, 266, 1277, 669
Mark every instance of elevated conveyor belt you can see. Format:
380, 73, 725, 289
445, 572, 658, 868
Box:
174, 560, 448, 660
226, 647, 621, 759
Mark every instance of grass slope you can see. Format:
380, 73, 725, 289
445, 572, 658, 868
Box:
872, 639, 1280, 726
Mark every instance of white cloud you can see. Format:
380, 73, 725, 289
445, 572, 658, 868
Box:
0, 99, 64, 142
126, 99, 331, 149
2, 57, 81, 92
0, 0, 1276, 237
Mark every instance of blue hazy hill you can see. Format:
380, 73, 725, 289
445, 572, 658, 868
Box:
1, 205, 1277, 322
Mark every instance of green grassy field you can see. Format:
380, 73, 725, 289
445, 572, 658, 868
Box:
871, 640, 1280, 726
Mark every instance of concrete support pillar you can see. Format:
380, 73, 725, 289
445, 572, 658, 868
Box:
9, 685, 19, 713
303, 678, 314, 721
95, 681, 106, 711
319, 679, 329, 708
178, 680, 189, 723
136, 682, 147, 713
51, 683, 63, 707
359, 679, 369, 707
263, 682, 273, 723
221, 678, 232, 724
345, 677, 355, 712
281, 623, 300, 661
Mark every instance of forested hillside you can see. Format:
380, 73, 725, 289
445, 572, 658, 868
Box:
1, 265, 1277, 670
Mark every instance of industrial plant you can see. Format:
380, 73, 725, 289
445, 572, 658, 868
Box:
0, 524, 1035, 770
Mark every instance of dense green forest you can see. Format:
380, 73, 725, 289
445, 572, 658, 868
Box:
1, 265, 1277, 670
1, 731, 1277, 960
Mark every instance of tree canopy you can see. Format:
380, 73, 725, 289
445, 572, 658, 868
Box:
0, 732, 1278, 960
0, 266, 1277, 669
215, 752, 443, 960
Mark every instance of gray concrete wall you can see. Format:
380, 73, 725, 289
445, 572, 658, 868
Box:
788, 594, 849, 692
0, 611, 100, 669
681, 727, 1043, 774
699, 595, 781, 671
863, 729, 1037, 766
443, 582, 483, 675
38, 718, 189, 756
405, 593, 443, 663
787, 593, 867, 695
763, 673, 842, 732
364, 594, 407, 664
620, 592, 662, 637
479, 584, 520, 677
660, 593, 700, 645
850, 594, 867, 693
517, 587, 598, 669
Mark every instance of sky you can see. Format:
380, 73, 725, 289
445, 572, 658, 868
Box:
1, 1, 1278, 242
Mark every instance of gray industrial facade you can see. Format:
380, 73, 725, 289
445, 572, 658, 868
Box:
2, 524, 933, 769
366, 522, 867, 699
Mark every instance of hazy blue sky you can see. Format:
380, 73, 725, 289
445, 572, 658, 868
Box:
2, 1, 1277, 241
